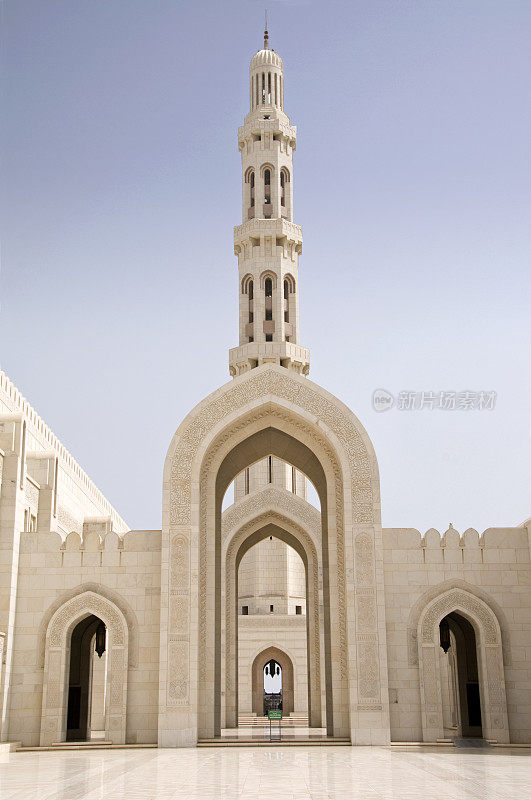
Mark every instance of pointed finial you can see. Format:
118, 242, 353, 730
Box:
264, 10, 269, 49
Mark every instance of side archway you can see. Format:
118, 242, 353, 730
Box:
417, 587, 509, 743
40, 591, 129, 746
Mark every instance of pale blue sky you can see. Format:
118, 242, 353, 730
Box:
1, 0, 529, 532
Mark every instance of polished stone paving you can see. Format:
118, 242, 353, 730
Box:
1, 745, 530, 799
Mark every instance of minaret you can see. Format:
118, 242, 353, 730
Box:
229, 27, 310, 377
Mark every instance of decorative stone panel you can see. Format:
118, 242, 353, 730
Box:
167, 535, 190, 705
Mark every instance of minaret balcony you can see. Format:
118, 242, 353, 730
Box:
229, 340, 310, 377
239, 119, 296, 150
234, 218, 302, 252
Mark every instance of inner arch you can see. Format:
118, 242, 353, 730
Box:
203, 420, 343, 739
234, 522, 312, 723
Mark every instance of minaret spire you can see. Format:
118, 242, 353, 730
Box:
228, 37, 310, 377
264, 11, 269, 49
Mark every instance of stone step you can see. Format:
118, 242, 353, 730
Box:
52, 740, 114, 747
17, 743, 157, 752
198, 738, 351, 747
238, 716, 309, 724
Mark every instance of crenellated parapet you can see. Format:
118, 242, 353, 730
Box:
382, 524, 530, 563
19, 527, 162, 560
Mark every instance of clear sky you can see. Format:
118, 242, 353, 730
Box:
1, 0, 529, 533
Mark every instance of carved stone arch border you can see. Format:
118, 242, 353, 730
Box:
248, 639, 300, 669
37, 582, 139, 670
406, 578, 512, 668
259, 269, 278, 289
223, 509, 322, 727
166, 367, 379, 525
222, 484, 322, 548
417, 588, 510, 743
40, 591, 129, 746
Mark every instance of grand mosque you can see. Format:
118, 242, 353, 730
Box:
0, 28, 529, 749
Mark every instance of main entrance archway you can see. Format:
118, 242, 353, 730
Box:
161, 366, 388, 746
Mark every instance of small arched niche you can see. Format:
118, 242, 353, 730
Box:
251, 647, 295, 716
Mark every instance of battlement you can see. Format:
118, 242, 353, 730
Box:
382, 524, 530, 564
19, 528, 161, 558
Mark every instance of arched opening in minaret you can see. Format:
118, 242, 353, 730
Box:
264, 275, 273, 340
244, 168, 255, 219
65, 615, 108, 742
438, 612, 483, 739
263, 168, 272, 218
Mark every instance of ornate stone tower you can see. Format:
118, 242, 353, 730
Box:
229, 26, 310, 377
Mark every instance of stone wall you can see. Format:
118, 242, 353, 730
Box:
9, 529, 161, 746
382, 525, 531, 743
0, 370, 129, 535
237, 615, 308, 716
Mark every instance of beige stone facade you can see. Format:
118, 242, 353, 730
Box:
0, 30, 529, 749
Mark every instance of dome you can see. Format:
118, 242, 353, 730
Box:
250, 48, 283, 70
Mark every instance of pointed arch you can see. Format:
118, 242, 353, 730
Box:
251, 646, 295, 715
280, 167, 290, 182
223, 507, 322, 727
37, 581, 139, 669
283, 273, 296, 294
40, 590, 129, 746
241, 273, 254, 294
417, 587, 509, 743
259, 162, 275, 178
406, 578, 512, 667
259, 269, 277, 289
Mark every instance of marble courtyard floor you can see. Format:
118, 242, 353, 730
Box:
1, 745, 530, 800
